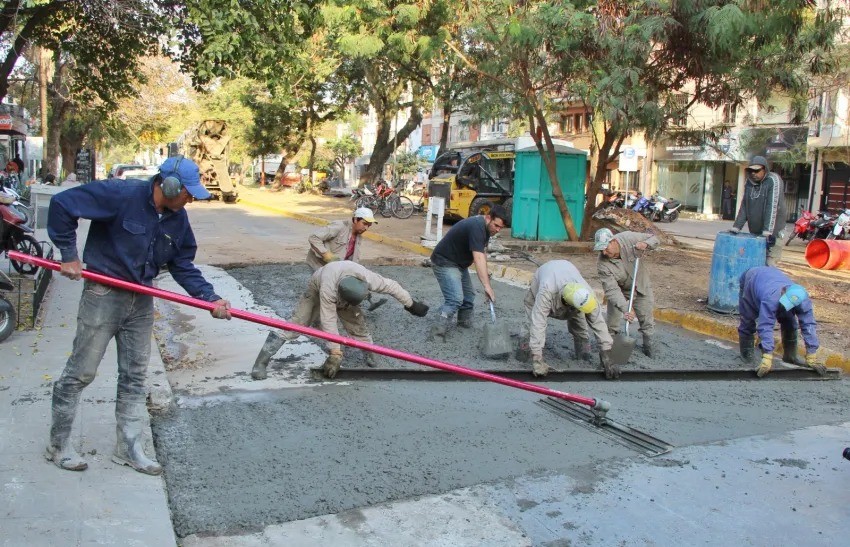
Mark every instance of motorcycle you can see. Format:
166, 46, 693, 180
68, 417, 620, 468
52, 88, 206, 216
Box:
632, 195, 651, 216
828, 209, 850, 240
0, 193, 43, 275
641, 194, 682, 222
0, 178, 33, 227
0, 269, 15, 342
785, 208, 834, 246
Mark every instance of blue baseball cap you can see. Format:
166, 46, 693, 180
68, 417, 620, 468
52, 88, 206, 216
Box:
159, 156, 211, 200
779, 284, 808, 311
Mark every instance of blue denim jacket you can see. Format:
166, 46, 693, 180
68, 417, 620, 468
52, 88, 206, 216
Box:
739, 266, 818, 353
48, 178, 220, 301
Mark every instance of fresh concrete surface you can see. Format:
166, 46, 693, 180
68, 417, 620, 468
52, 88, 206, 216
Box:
151, 264, 850, 542
179, 421, 850, 546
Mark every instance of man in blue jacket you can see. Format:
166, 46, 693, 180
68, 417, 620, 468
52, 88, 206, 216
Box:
45, 156, 232, 474
738, 266, 825, 377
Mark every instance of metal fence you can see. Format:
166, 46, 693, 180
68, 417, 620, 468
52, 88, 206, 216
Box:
3, 243, 54, 329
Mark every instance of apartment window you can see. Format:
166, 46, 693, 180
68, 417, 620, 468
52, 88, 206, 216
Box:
574, 114, 583, 132
585, 113, 593, 130
560, 114, 574, 134
722, 103, 737, 124
671, 94, 688, 126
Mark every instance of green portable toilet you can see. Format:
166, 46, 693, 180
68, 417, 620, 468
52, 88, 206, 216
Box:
512, 144, 588, 241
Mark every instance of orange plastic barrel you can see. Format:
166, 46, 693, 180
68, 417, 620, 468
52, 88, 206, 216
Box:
805, 239, 850, 270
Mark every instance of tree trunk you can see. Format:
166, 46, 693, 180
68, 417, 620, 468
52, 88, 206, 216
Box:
438, 101, 452, 156
527, 108, 579, 241
363, 104, 423, 184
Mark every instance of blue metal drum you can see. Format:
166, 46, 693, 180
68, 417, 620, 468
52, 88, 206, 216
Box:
707, 232, 767, 313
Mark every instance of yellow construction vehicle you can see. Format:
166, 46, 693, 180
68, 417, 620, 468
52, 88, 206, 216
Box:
426, 138, 516, 225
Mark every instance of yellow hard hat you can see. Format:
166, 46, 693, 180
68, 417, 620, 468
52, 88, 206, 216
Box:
561, 283, 597, 314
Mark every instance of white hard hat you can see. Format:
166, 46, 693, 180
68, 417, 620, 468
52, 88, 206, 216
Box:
353, 207, 377, 224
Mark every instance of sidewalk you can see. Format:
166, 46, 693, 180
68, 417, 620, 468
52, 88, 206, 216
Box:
0, 231, 176, 546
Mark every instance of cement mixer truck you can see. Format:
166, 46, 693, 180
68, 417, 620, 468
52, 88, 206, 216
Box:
176, 120, 238, 202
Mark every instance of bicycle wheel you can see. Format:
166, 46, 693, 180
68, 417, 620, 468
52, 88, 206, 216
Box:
393, 196, 415, 219
379, 197, 394, 218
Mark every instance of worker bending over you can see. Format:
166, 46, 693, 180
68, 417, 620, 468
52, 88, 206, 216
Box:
738, 266, 825, 377
516, 260, 615, 379
250, 261, 428, 380
594, 228, 660, 358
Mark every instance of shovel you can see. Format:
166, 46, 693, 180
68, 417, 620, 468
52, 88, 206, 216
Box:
481, 301, 512, 359
610, 257, 640, 366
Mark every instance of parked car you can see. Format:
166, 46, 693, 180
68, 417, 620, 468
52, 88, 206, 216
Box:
108, 163, 145, 178
119, 167, 159, 180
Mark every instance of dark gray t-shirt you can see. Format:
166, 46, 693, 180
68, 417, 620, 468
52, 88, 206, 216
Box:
431, 215, 489, 268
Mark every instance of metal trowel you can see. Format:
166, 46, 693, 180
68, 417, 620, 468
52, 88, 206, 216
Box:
481, 301, 512, 359
610, 257, 640, 366
367, 296, 388, 312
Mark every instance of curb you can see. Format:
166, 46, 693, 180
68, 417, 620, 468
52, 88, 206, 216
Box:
240, 198, 849, 374
147, 338, 174, 412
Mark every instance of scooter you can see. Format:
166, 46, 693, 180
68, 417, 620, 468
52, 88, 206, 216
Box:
0, 194, 42, 275
0, 269, 15, 342
827, 209, 850, 240
786, 209, 834, 245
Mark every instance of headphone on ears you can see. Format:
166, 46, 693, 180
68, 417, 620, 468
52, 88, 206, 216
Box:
161, 155, 185, 199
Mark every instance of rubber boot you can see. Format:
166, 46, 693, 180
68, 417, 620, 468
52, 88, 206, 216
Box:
365, 351, 378, 368
251, 331, 286, 380
457, 308, 473, 329
44, 386, 88, 471
574, 336, 592, 361
532, 358, 548, 378
428, 314, 450, 341
781, 328, 807, 366
600, 349, 620, 380
112, 393, 162, 475
642, 334, 657, 358
739, 334, 756, 364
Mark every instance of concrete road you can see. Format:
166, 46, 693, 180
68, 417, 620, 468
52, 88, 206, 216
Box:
152, 203, 850, 545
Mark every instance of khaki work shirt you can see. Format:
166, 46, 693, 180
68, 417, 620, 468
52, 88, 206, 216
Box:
306, 219, 362, 271
527, 260, 613, 356
312, 261, 413, 345
596, 231, 659, 313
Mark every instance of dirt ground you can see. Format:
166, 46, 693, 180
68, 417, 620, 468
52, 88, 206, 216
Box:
234, 187, 850, 356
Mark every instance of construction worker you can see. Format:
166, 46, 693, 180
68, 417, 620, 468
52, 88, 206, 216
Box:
307, 207, 386, 310
250, 261, 429, 380
306, 207, 375, 270
738, 266, 825, 377
428, 205, 508, 340
729, 155, 786, 266
516, 260, 615, 379
594, 228, 660, 358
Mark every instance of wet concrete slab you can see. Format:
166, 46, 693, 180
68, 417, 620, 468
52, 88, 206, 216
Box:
150, 263, 850, 540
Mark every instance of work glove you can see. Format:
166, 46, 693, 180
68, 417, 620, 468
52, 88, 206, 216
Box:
405, 300, 429, 317
515, 341, 531, 363
321, 251, 339, 263
322, 353, 343, 379
531, 356, 549, 378
600, 349, 620, 380
805, 351, 827, 376
756, 352, 773, 378
728, 227, 740, 234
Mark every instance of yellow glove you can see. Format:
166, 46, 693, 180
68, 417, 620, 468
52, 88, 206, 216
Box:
321, 251, 339, 263
756, 353, 773, 378
806, 352, 827, 376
